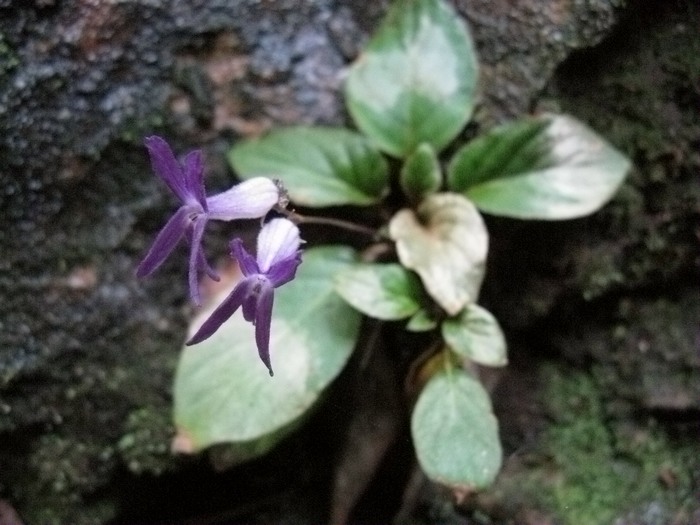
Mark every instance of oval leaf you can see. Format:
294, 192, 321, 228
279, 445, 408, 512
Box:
389, 193, 488, 315
447, 114, 631, 219
442, 304, 507, 366
345, 0, 478, 157
173, 246, 361, 453
412, 361, 502, 489
400, 142, 442, 202
229, 127, 389, 207
335, 263, 424, 320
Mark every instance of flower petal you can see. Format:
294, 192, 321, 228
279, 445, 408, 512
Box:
256, 218, 302, 273
230, 238, 260, 276
144, 136, 189, 202
242, 276, 265, 323
266, 251, 302, 288
136, 205, 189, 278
183, 150, 208, 209
186, 278, 253, 345
188, 215, 208, 305
206, 177, 279, 221
254, 284, 275, 376
196, 246, 220, 282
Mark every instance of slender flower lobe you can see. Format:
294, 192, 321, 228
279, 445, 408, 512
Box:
187, 218, 303, 376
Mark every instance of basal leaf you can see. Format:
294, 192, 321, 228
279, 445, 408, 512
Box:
345, 0, 478, 157
389, 193, 488, 315
173, 246, 361, 455
442, 304, 507, 366
335, 263, 424, 320
412, 359, 502, 489
229, 127, 389, 207
447, 114, 630, 219
400, 142, 442, 202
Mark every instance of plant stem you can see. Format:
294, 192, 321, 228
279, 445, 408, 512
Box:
278, 208, 382, 239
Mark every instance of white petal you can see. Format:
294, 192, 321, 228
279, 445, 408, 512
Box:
256, 218, 301, 273
206, 177, 279, 221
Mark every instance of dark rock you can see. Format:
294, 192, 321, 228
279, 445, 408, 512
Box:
457, 0, 627, 124
558, 291, 700, 413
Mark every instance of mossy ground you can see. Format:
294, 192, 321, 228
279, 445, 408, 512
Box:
542, 367, 697, 524
487, 365, 699, 525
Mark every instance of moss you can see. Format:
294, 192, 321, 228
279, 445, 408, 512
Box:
479, 363, 698, 524
0, 33, 19, 78
8, 435, 117, 525
117, 407, 178, 476
23, 498, 115, 525
532, 367, 699, 525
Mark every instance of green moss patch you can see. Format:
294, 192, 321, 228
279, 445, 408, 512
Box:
529, 367, 698, 525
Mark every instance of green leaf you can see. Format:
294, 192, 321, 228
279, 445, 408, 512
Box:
442, 304, 507, 366
229, 127, 389, 207
345, 0, 478, 157
400, 143, 442, 202
412, 360, 502, 489
206, 416, 306, 468
447, 114, 631, 219
335, 263, 424, 320
173, 246, 361, 455
389, 193, 488, 316
406, 308, 438, 332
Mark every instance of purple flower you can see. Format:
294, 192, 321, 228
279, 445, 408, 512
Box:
187, 218, 303, 376
136, 136, 280, 305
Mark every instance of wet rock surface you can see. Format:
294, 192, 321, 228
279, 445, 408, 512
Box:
457, 0, 627, 123
0, 0, 697, 523
561, 291, 700, 413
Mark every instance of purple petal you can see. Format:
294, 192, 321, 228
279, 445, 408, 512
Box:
206, 177, 280, 221
196, 246, 220, 282
188, 215, 208, 305
136, 205, 189, 278
183, 150, 208, 210
256, 218, 301, 273
254, 285, 275, 376
186, 278, 253, 345
230, 238, 259, 276
266, 251, 302, 288
183, 215, 219, 282
242, 288, 258, 323
144, 136, 189, 202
